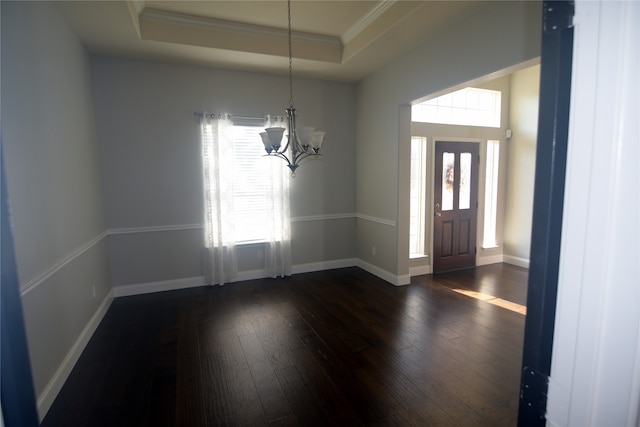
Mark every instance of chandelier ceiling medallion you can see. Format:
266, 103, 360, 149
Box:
259, 0, 325, 176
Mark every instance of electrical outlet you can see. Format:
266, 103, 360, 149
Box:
372, 246, 376, 256
92, 284, 97, 299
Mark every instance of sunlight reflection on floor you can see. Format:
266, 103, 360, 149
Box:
452, 289, 527, 315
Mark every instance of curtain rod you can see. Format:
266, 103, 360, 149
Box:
194, 112, 272, 121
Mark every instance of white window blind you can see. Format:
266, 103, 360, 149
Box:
230, 124, 284, 243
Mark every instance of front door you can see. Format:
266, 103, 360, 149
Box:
433, 141, 479, 273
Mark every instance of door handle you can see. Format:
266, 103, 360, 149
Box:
435, 212, 441, 217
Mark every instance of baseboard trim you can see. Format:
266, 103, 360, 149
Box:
409, 265, 432, 277
112, 259, 361, 296
356, 259, 410, 286
113, 276, 206, 297
235, 269, 269, 282
503, 255, 530, 269
111, 258, 409, 298
37, 290, 114, 421
477, 254, 504, 266
236, 259, 359, 282
109, 256, 521, 300
292, 258, 357, 275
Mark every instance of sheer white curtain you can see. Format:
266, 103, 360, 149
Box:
262, 115, 292, 278
201, 113, 237, 285
200, 113, 291, 285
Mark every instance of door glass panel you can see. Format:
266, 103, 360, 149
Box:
459, 152, 471, 209
442, 152, 454, 211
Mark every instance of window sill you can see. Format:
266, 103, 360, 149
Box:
481, 244, 500, 250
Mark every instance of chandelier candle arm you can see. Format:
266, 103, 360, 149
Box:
260, 0, 325, 176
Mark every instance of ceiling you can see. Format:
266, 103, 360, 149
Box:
57, 0, 485, 82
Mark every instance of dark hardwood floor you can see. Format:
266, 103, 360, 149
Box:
41, 263, 527, 426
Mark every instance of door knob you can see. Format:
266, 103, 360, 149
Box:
435, 212, 441, 217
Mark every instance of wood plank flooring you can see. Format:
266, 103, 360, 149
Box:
41, 263, 527, 426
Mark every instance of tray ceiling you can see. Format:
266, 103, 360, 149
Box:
57, 1, 483, 82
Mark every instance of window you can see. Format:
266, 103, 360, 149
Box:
483, 140, 500, 248
229, 124, 286, 243
409, 137, 427, 257
201, 114, 291, 285
201, 116, 289, 246
412, 87, 502, 128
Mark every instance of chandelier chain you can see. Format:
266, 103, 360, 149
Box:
287, 0, 293, 108
260, 0, 324, 176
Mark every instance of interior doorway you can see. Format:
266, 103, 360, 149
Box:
408, 64, 540, 277
433, 140, 479, 273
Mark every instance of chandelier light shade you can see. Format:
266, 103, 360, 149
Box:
260, 0, 325, 176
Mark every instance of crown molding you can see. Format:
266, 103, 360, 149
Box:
139, 8, 343, 62
126, 0, 144, 38
142, 9, 339, 46
341, 0, 396, 44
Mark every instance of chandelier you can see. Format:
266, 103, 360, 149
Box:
259, 0, 325, 176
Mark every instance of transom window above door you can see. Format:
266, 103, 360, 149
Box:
412, 87, 502, 128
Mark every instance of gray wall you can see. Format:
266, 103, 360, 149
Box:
91, 57, 356, 288
356, 0, 542, 279
1, 0, 111, 414
504, 65, 540, 262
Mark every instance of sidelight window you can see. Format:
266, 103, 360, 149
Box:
409, 137, 427, 257
483, 140, 500, 248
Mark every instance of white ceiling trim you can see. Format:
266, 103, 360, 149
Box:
126, 0, 143, 38
139, 8, 342, 49
341, 0, 396, 44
